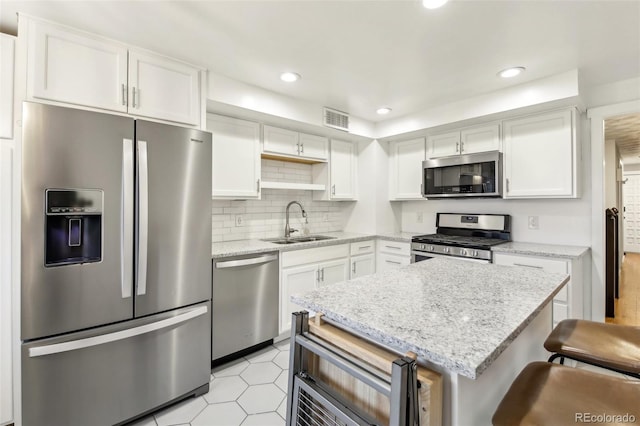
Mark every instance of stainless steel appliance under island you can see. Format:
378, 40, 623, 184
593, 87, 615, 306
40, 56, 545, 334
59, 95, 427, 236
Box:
291, 257, 569, 426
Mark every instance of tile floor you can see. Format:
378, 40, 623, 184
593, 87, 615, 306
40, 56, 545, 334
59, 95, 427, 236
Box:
129, 339, 290, 426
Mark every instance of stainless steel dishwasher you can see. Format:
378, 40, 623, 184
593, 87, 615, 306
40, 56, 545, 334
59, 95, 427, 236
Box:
212, 252, 279, 361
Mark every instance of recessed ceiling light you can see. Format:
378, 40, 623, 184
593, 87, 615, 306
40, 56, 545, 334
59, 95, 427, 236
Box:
422, 0, 448, 9
280, 72, 301, 82
377, 107, 392, 115
498, 67, 526, 78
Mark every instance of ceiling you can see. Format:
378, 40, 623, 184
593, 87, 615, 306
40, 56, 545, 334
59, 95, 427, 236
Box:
1, 0, 639, 124
606, 113, 640, 165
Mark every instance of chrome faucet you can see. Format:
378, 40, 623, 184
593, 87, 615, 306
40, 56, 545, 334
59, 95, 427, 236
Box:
285, 201, 307, 238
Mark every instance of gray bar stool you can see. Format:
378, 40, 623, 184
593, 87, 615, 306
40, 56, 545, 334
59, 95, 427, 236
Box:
544, 319, 640, 379
492, 362, 640, 425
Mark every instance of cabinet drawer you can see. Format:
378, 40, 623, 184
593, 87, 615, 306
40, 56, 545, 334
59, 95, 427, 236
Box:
282, 244, 349, 268
493, 253, 568, 274
377, 240, 410, 256
350, 240, 375, 256
377, 252, 410, 272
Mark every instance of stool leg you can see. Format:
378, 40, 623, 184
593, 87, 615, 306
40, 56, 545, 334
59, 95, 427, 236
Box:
548, 353, 565, 365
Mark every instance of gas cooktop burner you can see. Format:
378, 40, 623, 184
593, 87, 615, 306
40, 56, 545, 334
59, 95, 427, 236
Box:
411, 213, 511, 262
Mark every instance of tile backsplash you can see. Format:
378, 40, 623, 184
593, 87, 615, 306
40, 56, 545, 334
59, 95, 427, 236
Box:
211, 159, 351, 242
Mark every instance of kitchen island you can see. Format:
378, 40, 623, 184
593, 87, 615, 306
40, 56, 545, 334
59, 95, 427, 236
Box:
292, 257, 569, 426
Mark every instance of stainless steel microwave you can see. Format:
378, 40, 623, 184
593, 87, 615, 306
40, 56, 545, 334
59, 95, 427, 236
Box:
422, 151, 502, 198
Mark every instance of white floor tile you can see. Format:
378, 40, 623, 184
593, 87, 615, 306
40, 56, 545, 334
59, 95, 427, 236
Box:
237, 384, 285, 414
240, 362, 282, 385
205, 375, 249, 403
241, 412, 285, 426
126, 415, 157, 426
191, 402, 247, 426
273, 339, 290, 352
213, 358, 249, 377
272, 351, 290, 369
154, 396, 207, 426
244, 346, 279, 363
276, 398, 287, 420
274, 369, 288, 393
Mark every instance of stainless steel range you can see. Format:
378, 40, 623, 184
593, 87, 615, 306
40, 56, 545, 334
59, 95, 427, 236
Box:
411, 213, 511, 263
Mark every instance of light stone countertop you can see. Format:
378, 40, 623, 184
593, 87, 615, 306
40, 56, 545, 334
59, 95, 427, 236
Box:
492, 242, 590, 259
291, 257, 568, 380
211, 231, 416, 258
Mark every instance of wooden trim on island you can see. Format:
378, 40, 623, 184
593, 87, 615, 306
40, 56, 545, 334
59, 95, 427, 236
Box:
308, 315, 443, 426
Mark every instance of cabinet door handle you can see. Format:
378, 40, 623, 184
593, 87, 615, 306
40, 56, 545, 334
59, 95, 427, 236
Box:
300, 143, 304, 153
316, 270, 320, 282
455, 142, 459, 153
296, 143, 300, 154
386, 260, 401, 265
257, 179, 260, 193
358, 245, 371, 250
331, 185, 336, 195
352, 262, 356, 274
122, 84, 127, 106
460, 141, 464, 153
385, 245, 401, 250
132, 87, 137, 108
320, 268, 324, 281
506, 178, 510, 192
513, 263, 543, 270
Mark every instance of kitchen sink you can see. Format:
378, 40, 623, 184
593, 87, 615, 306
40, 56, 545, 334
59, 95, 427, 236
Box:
262, 235, 337, 244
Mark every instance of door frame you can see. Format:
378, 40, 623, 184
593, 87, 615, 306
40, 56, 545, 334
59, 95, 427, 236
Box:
622, 172, 640, 253
589, 100, 640, 322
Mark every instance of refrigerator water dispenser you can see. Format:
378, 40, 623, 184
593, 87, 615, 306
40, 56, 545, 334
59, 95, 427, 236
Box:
45, 189, 103, 266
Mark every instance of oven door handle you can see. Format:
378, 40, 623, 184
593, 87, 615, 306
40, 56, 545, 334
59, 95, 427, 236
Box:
411, 251, 490, 264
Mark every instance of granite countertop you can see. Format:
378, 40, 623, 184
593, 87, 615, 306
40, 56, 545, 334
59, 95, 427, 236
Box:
492, 242, 590, 259
211, 231, 416, 258
292, 257, 568, 380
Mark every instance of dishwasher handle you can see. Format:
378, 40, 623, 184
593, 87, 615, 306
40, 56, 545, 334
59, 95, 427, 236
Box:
215, 254, 278, 269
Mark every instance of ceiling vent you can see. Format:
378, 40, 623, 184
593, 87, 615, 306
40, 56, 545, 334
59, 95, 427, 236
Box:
323, 107, 350, 132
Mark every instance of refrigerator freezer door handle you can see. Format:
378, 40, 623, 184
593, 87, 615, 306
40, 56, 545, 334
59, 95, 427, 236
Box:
121, 139, 134, 299
137, 140, 149, 296
28, 305, 208, 357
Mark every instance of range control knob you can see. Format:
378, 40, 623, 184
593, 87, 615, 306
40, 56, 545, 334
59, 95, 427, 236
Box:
473, 250, 479, 257
429, 245, 434, 251
460, 249, 467, 256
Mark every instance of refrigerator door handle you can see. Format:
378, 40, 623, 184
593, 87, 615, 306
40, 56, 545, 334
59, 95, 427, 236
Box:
121, 139, 134, 299
137, 140, 149, 296
28, 305, 208, 358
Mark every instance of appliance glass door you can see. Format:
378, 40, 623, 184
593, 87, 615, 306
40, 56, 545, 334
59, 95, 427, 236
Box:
21, 102, 135, 340
134, 121, 212, 317
425, 161, 497, 196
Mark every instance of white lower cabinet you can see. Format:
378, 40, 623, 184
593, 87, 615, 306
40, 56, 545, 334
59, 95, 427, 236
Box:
280, 244, 350, 333
493, 252, 583, 328
376, 240, 411, 272
350, 239, 375, 279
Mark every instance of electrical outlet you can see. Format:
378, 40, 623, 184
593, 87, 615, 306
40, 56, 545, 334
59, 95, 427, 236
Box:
322, 213, 329, 222
528, 216, 539, 230
416, 212, 423, 223
235, 215, 243, 226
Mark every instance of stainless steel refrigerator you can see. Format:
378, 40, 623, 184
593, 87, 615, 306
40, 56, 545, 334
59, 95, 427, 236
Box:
20, 102, 212, 426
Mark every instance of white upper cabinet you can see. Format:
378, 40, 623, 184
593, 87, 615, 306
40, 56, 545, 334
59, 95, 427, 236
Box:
28, 18, 128, 113
427, 131, 459, 158
329, 139, 357, 200
128, 50, 200, 125
388, 137, 426, 200
208, 114, 261, 199
262, 125, 328, 161
427, 124, 500, 158
460, 124, 500, 154
503, 108, 578, 198
24, 16, 203, 127
299, 132, 329, 160
1, 34, 15, 140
